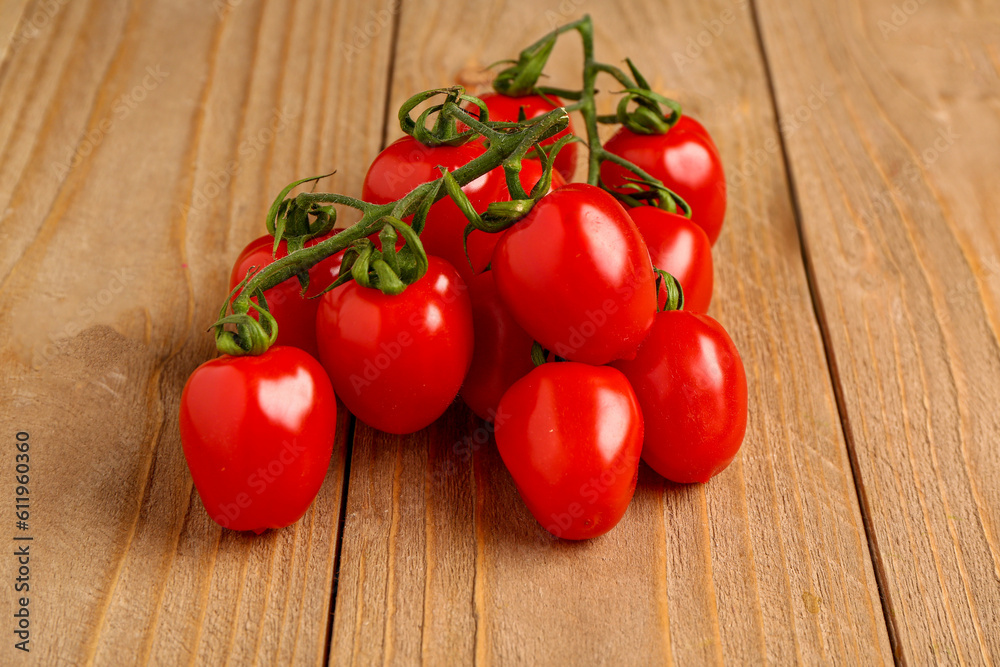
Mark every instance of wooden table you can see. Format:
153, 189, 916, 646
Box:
1, 0, 997, 664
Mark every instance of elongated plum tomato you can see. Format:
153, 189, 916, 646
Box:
495, 363, 643, 540
491, 183, 657, 365
629, 206, 714, 313
362, 136, 560, 284
230, 234, 344, 359
315, 256, 474, 434
612, 311, 747, 483
179, 346, 337, 533
600, 115, 727, 245
460, 271, 535, 421
448, 159, 564, 283
462, 92, 578, 181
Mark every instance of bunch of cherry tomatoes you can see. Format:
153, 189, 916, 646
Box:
179, 17, 747, 540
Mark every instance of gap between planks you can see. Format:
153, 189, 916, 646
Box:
746, 0, 901, 662
323, 1, 405, 661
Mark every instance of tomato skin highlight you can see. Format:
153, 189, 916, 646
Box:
628, 206, 714, 313
464, 92, 578, 181
229, 235, 344, 359
611, 311, 748, 483
315, 256, 474, 435
361, 136, 561, 284
460, 271, 535, 421
491, 183, 657, 365
600, 115, 727, 245
495, 362, 643, 540
453, 159, 564, 283
179, 346, 337, 533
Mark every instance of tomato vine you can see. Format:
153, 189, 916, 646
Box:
216, 14, 691, 357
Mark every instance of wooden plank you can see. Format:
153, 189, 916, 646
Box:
0, 0, 393, 663
754, 0, 1000, 662
0, 0, 33, 68
330, 1, 892, 664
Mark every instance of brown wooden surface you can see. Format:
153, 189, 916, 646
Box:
756, 0, 1000, 662
0, 0, 995, 664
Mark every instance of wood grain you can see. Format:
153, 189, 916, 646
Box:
329, 1, 891, 664
755, 0, 1000, 662
5, 0, 997, 663
0, 0, 393, 663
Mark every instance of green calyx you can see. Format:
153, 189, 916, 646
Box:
612, 59, 682, 135
530, 341, 548, 366
444, 131, 573, 272
212, 15, 702, 358
337, 217, 429, 296
213, 272, 279, 357
214, 101, 569, 357
493, 34, 557, 97
654, 269, 685, 312
598, 154, 692, 217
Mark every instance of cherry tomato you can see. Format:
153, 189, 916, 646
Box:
362, 137, 502, 282
179, 346, 337, 533
495, 362, 642, 540
628, 206, 713, 313
315, 256, 474, 434
424, 158, 564, 284
460, 271, 535, 421
362, 137, 562, 284
600, 115, 727, 245
230, 234, 344, 359
611, 311, 747, 483
491, 183, 657, 365
464, 92, 578, 180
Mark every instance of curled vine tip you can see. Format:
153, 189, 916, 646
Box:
398, 87, 489, 146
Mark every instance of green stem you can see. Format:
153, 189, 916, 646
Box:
232, 105, 570, 309
576, 18, 603, 186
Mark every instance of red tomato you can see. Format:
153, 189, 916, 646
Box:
362, 137, 501, 283
600, 115, 727, 245
628, 206, 714, 313
611, 311, 747, 483
362, 137, 562, 284
315, 256, 474, 434
428, 158, 564, 284
491, 183, 657, 365
460, 271, 535, 421
495, 362, 642, 540
459, 160, 565, 280
230, 234, 344, 359
463, 92, 578, 181
179, 346, 337, 533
